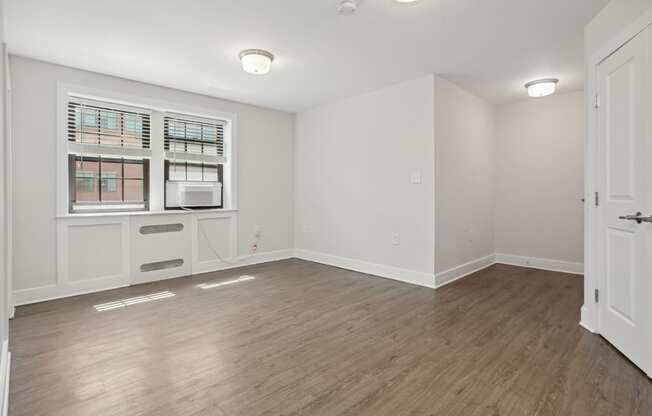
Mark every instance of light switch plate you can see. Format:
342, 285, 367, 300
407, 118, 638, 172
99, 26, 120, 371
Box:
410, 172, 422, 184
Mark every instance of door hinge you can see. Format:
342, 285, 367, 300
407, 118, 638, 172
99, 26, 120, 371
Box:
594, 94, 600, 109
595, 289, 599, 303
595, 192, 599, 207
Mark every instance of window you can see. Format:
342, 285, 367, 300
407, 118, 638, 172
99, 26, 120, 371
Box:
67, 98, 151, 213
164, 116, 225, 159
63, 93, 232, 214
69, 156, 149, 212
164, 115, 226, 209
68, 100, 150, 149
166, 162, 221, 182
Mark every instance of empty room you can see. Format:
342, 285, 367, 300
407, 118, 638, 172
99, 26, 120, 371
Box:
0, 0, 650, 414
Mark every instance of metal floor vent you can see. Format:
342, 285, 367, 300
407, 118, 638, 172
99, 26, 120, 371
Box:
140, 223, 184, 235
140, 259, 184, 272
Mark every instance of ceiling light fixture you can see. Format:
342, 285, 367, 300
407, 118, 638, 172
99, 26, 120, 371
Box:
525, 78, 559, 98
239, 49, 274, 75
394, 0, 420, 3
338, 0, 357, 16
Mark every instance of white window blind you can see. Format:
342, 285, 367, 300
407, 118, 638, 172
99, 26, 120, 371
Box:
164, 115, 226, 163
67, 98, 151, 157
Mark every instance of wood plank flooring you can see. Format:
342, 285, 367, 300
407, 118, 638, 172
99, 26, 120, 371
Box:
8, 260, 652, 415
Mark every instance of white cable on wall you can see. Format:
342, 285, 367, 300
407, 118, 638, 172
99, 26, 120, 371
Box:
181, 206, 259, 265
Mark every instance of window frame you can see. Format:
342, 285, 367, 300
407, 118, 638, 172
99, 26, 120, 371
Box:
68, 155, 150, 213
56, 83, 237, 217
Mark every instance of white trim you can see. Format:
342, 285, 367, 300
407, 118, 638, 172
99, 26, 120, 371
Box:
4, 43, 13, 324
580, 306, 597, 333
590, 8, 652, 67
12, 280, 129, 307
435, 254, 495, 288
495, 253, 583, 275
294, 249, 436, 288
12, 249, 294, 306
0, 340, 10, 416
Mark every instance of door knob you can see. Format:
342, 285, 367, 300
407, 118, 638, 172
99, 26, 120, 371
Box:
619, 212, 652, 224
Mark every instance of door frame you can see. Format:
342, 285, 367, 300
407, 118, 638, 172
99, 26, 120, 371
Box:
584, 7, 652, 377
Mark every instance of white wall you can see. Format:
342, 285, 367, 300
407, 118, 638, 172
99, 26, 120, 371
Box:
10, 56, 294, 293
0, 0, 7, 338
585, 0, 652, 58
494, 92, 584, 268
294, 75, 435, 286
0, 0, 11, 408
434, 77, 495, 284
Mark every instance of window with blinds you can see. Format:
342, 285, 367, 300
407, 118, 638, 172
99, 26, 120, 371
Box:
68, 100, 151, 149
164, 116, 225, 161
66, 98, 151, 213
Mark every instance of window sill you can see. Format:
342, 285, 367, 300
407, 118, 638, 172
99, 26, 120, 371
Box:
56, 208, 238, 219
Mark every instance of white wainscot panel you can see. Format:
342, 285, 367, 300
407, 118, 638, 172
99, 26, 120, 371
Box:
130, 214, 192, 284
14, 217, 131, 306
192, 212, 237, 274
58, 217, 131, 294
68, 223, 124, 282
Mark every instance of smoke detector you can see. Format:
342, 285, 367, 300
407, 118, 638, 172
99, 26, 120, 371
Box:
337, 0, 357, 16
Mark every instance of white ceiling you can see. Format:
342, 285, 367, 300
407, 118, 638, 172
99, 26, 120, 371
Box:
6, 0, 609, 112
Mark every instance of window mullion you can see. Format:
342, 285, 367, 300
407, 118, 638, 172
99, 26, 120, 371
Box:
98, 155, 103, 204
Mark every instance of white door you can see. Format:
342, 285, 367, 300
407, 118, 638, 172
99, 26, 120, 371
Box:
597, 27, 651, 375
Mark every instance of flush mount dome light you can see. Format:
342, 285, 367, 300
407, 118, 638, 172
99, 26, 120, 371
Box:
239, 49, 274, 75
525, 78, 559, 98
337, 0, 357, 16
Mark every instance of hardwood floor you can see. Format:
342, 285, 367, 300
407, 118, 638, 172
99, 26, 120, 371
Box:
8, 260, 652, 416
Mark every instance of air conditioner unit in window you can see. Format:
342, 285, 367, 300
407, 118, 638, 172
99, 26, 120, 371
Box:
165, 181, 223, 209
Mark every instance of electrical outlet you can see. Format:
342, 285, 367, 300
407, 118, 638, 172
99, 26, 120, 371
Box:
392, 233, 400, 246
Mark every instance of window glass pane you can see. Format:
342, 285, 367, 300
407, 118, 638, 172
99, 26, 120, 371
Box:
75, 178, 99, 202
187, 164, 202, 181
186, 123, 202, 140
81, 109, 98, 128
167, 120, 185, 139
204, 164, 218, 182
70, 155, 148, 211
124, 114, 142, 133
101, 160, 123, 178
124, 179, 144, 202
99, 111, 118, 130
202, 125, 217, 142
76, 159, 99, 177
69, 101, 149, 149
124, 162, 143, 179
101, 175, 123, 201
168, 163, 186, 181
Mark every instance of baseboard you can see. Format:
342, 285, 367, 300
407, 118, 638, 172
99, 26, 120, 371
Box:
0, 340, 10, 416
580, 305, 597, 333
192, 249, 294, 275
12, 280, 129, 307
294, 249, 435, 288
13, 249, 295, 306
495, 254, 584, 275
435, 254, 496, 288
